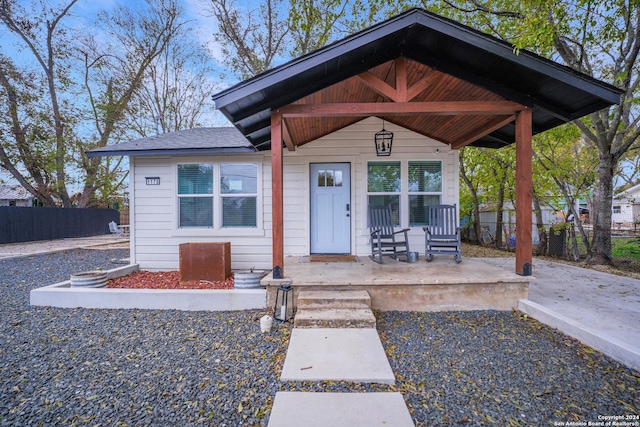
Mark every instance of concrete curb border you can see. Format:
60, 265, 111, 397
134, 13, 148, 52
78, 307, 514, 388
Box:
30, 264, 267, 312
518, 299, 640, 372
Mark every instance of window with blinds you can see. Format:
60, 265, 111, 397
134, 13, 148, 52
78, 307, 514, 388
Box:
408, 161, 442, 226
366, 160, 443, 227
367, 161, 401, 225
178, 164, 214, 227
176, 162, 259, 229
220, 163, 257, 227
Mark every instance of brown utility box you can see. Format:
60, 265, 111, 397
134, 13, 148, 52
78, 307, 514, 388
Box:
179, 242, 231, 282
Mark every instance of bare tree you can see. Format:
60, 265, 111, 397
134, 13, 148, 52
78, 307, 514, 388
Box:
126, 29, 219, 137
206, 0, 289, 79
0, 0, 185, 207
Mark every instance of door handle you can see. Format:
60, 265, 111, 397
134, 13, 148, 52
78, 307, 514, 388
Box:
346, 203, 350, 217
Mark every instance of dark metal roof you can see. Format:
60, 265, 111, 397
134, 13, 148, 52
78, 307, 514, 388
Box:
87, 127, 255, 157
212, 8, 622, 150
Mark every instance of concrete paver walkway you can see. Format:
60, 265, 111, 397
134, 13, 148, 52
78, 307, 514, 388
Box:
268, 392, 414, 427
280, 328, 395, 384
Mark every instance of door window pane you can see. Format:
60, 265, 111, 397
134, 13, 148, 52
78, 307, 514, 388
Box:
334, 170, 343, 187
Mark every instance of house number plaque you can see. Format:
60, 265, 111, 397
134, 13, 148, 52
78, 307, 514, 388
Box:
145, 177, 161, 185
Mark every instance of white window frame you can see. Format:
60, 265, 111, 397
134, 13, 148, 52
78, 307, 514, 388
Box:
366, 160, 402, 225
366, 159, 444, 228
177, 163, 214, 228
174, 160, 263, 235
220, 162, 259, 228
407, 160, 443, 227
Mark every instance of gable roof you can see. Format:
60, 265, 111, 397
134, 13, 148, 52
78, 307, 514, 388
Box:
616, 183, 640, 199
87, 127, 254, 158
212, 8, 622, 151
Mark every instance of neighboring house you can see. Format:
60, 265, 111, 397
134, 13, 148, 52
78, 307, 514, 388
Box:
0, 185, 33, 207
88, 8, 620, 276
612, 183, 640, 227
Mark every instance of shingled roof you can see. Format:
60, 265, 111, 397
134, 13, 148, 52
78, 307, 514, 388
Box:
88, 127, 254, 158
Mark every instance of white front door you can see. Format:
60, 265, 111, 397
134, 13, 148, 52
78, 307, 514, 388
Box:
310, 163, 351, 254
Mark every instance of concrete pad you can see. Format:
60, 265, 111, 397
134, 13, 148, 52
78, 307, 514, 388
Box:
267, 392, 414, 427
281, 328, 395, 384
519, 300, 640, 372
482, 257, 640, 371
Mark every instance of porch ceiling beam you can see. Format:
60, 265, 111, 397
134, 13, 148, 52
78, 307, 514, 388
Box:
406, 71, 437, 101
396, 57, 407, 102
451, 115, 517, 149
356, 58, 433, 103
278, 101, 527, 118
282, 119, 295, 152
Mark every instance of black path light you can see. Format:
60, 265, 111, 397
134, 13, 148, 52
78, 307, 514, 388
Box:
274, 282, 294, 321
374, 120, 393, 156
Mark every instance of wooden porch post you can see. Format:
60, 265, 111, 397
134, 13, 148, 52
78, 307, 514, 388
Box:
515, 109, 533, 276
271, 111, 284, 279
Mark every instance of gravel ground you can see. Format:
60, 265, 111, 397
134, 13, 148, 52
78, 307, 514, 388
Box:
1, 249, 638, 426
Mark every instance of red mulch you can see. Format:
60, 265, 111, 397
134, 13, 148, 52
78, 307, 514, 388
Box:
106, 270, 234, 290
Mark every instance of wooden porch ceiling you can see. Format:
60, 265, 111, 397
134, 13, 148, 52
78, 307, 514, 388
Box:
280, 58, 520, 151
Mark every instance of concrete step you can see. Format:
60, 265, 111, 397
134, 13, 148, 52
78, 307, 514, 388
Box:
297, 290, 371, 310
267, 392, 414, 427
294, 308, 376, 328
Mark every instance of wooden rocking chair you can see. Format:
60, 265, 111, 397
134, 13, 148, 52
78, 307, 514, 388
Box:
423, 204, 462, 263
369, 205, 411, 263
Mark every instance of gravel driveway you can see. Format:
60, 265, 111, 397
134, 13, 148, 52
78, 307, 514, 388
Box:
1, 249, 638, 426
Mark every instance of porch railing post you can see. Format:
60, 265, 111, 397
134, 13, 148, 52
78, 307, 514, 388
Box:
271, 111, 285, 279
515, 109, 533, 276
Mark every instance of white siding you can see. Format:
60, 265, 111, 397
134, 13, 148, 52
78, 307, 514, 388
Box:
132, 154, 272, 271
132, 118, 459, 271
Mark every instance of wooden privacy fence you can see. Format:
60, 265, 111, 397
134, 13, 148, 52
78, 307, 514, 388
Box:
0, 207, 120, 244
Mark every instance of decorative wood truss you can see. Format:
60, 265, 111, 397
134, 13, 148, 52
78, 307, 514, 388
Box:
276, 58, 526, 154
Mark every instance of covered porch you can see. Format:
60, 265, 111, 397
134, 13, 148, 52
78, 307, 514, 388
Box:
212, 9, 621, 284
262, 256, 529, 312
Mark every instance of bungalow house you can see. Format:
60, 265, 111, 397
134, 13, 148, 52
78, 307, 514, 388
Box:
0, 185, 34, 207
89, 8, 621, 278
612, 183, 640, 228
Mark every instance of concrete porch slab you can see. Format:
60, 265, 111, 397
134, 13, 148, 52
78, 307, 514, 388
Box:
263, 256, 530, 311
267, 392, 414, 427
280, 328, 395, 384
